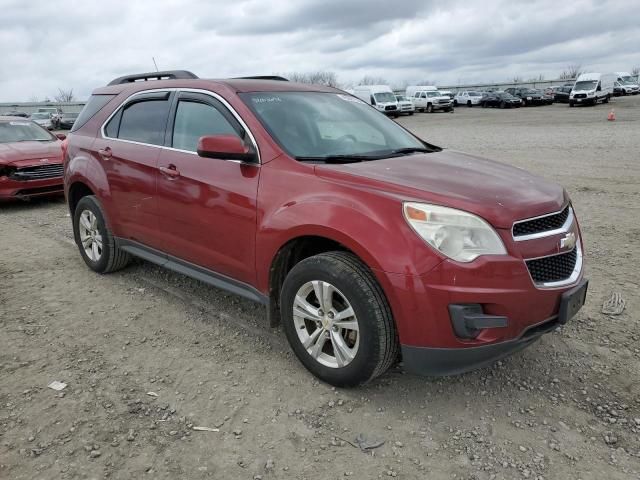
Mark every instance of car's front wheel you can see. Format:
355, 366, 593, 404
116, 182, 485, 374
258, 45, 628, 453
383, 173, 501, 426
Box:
280, 252, 398, 387
73, 195, 130, 273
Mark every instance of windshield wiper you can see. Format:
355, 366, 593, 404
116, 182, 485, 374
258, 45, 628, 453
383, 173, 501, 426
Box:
390, 147, 432, 155
296, 154, 381, 163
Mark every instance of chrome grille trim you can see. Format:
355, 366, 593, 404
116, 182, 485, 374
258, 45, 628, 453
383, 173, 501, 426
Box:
512, 206, 574, 241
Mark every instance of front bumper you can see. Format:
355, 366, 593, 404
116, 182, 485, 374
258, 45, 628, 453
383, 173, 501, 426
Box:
432, 103, 453, 110
0, 175, 64, 200
401, 279, 588, 376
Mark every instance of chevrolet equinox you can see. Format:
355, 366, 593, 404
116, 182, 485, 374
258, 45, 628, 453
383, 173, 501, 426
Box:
63, 71, 588, 387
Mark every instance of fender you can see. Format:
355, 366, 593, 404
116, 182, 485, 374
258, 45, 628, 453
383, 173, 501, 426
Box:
255, 195, 444, 293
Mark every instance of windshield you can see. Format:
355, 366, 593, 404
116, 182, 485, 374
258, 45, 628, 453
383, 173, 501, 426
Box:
373, 92, 396, 103
620, 76, 634, 83
395, 95, 407, 101
31, 113, 50, 119
241, 92, 431, 160
574, 80, 598, 90
0, 120, 55, 143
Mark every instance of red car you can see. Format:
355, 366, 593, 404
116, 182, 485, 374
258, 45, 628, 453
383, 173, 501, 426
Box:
0, 117, 66, 201
64, 71, 587, 387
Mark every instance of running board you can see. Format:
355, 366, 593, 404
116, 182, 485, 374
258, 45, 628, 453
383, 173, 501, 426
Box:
116, 238, 268, 305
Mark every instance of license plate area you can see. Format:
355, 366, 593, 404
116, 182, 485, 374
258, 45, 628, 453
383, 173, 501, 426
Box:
558, 279, 588, 324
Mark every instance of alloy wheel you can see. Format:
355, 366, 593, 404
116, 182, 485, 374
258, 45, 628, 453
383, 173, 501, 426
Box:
292, 280, 360, 368
78, 210, 103, 262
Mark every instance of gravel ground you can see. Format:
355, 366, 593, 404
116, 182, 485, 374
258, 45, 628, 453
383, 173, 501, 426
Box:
1, 96, 639, 480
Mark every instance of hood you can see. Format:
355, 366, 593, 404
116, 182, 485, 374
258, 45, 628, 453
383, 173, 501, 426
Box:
0, 141, 62, 166
314, 150, 566, 229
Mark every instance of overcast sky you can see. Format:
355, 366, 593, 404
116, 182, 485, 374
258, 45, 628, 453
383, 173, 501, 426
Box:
1, 0, 638, 101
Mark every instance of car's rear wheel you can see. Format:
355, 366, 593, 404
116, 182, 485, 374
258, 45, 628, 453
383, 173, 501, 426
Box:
280, 252, 398, 387
467, 100, 472, 107
73, 195, 130, 273
426, 103, 433, 113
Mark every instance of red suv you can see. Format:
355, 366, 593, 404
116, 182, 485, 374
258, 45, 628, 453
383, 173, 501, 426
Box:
64, 71, 587, 387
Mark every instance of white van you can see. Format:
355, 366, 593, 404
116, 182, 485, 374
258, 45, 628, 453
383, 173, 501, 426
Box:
405, 85, 453, 113
569, 73, 615, 106
353, 85, 399, 117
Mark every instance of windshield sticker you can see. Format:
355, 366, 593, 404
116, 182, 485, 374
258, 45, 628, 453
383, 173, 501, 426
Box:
252, 96, 282, 103
9, 121, 31, 126
337, 94, 365, 104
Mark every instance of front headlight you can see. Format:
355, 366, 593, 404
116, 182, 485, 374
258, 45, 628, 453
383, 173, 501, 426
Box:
403, 202, 506, 262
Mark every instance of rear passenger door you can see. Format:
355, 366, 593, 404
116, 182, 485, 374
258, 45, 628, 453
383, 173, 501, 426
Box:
97, 91, 172, 249
155, 91, 260, 285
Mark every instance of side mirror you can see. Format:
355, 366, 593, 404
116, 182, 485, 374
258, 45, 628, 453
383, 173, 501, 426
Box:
197, 135, 256, 162
56, 133, 66, 141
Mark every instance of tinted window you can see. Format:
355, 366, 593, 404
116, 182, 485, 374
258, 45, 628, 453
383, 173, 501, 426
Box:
71, 94, 115, 132
117, 100, 170, 145
172, 101, 238, 152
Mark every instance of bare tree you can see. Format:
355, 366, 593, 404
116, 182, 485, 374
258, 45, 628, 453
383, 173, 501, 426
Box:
512, 76, 523, 83
284, 71, 338, 87
632, 66, 640, 76
357, 75, 389, 86
559, 64, 582, 80
54, 88, 75, 103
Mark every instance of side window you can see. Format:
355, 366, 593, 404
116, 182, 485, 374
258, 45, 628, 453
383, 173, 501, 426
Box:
172, 100, 239, 152
414, 92, 420, 98
370, 95, 376, 106
420, 92, 426, 98
116, 100, 170, 146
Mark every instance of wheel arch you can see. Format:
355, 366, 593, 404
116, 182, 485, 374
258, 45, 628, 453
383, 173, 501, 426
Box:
265, 231, 389, 327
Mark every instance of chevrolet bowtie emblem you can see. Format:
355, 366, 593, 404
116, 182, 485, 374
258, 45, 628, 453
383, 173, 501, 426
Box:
560, 232, 576, 250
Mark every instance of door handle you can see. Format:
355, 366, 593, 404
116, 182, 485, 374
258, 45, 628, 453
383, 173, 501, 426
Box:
159, 165, 180, 178
98, 147, 112, 160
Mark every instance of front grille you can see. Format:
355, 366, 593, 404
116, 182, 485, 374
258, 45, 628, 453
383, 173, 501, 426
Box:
574, 94, 586, 99
513, 206, 570, 237
9, 163, 63, 181
526, 248, 577, 284
438, 99, 450, 104
385, 105, 397, 111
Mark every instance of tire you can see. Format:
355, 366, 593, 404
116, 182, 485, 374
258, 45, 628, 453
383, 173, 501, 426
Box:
569, 102, 574, 107
603, 94, 610, 104
426, 103, 433, 113
280, 252, 398, 387
467, 101, 472, 107
499, 101, 505, 109
453, 100, 458, 106
409, 112, 414, 116
73, 195, 130, 273
481, 102, 486, 108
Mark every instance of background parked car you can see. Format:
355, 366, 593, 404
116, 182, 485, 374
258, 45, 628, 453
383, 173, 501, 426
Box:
56, 112, 79, 129
37, 107, 62, 123
453, 91, 483, 107
5, 111, 29, 118
480, 92, 522, 108
406, 86, 453, 113
0, 116, 65, 201
394, 95, 415, 115
550, 86, 572, 103
504, 87, 546, 106
29, 112, 54, 130
613, 81, 624, 97
353, 85, 400, 117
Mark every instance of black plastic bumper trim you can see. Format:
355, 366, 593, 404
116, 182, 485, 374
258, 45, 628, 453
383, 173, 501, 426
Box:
401, 316, 563, 377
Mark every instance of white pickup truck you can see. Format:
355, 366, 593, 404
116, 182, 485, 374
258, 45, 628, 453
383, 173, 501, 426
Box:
405, 86, 453, 113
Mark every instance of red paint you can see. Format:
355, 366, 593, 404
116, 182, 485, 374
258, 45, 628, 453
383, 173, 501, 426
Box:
64, 79, 585, 352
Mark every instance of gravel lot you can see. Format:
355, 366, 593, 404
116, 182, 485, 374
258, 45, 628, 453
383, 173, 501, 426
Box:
1, 96, 639, 480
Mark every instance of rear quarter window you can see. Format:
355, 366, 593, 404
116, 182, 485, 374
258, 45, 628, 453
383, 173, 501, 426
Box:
71, 94, 116, 132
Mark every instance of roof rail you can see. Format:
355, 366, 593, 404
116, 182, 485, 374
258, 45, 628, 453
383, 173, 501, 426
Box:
107, 70, 199, 86
233, 76, 289, 81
